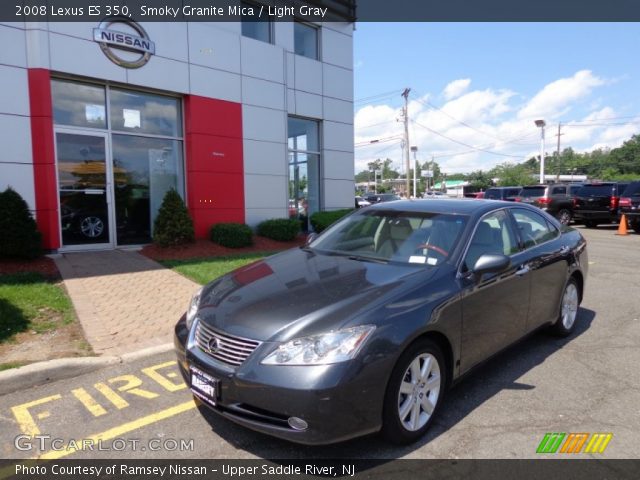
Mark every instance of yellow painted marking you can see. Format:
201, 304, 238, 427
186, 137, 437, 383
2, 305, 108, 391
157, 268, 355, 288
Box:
37, 400, 197, 460
37, 412, 50, 420
108, 375, 159, 399
142, 361, 186, 392
11, 395, 62, 436
72, 387, 107, 417
94, 382, 129, 409
585, 433, 607, 453
597, 433, 613, 453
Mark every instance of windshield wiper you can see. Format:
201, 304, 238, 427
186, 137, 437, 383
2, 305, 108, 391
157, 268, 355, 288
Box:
347, 254, 388, 264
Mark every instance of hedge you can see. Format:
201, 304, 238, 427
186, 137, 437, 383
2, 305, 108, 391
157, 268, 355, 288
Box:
309, 209, 354, 233
210, 223, 253, 248
153, 189, 195, 247
256, 218, 300, 241
0, 187, 42, 259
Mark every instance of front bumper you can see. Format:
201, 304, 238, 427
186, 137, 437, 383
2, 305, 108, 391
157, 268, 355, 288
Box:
174, 316, 384, 445
573, 210, 617, 222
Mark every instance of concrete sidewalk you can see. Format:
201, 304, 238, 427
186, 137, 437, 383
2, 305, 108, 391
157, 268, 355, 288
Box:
54, 250, 199, 356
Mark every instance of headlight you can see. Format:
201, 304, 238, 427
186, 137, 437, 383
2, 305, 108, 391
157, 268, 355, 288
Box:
261, 325, 376, 366
185, 287, 203, 330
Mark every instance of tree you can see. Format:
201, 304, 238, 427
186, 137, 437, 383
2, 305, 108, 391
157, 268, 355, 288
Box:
153, 189, 195, 247
381, 158, 399, 179
466, 170, 493, 190
0, 187, 42, 259
490, 162, 535, 186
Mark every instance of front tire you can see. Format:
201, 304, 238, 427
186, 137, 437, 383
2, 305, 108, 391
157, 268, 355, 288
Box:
584, 220, 598, 228
631, 221, 640, 234
551, 278, 580, 337
382, 339, 445, 444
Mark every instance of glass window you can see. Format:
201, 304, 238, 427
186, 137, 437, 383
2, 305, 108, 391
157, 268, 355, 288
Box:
294, 21, 319, 60
512, 208, 558, 248
112, 135, 184, 245
464, 210, 519, 271
288, 117, 320, 229
551, 185, 567, 195
52, 80, 106, 129
241, 1, 272, 43
110, 89, 181, 137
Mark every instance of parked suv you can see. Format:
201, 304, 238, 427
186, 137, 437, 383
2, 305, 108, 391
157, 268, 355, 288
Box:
516, 183, 583, 225
483, 186, 522, 201
572, 182, 630, 228
619, 181, 640, 233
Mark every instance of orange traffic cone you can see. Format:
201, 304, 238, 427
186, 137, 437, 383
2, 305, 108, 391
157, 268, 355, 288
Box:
616, 214, 629, 236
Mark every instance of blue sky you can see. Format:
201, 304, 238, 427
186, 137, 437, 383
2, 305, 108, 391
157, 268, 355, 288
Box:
353, 23, 640, 174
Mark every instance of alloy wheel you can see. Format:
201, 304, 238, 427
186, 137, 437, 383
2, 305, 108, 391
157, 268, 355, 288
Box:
561, 282, 579, 330
80, 216, 105, 238
397, 353, 441, 432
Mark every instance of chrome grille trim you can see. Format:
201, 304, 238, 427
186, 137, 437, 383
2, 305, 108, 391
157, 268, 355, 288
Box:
195, 321, 261, 366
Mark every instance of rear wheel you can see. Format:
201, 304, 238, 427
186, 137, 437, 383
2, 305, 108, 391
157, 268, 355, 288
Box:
584, 220, 598, 228
555, 209, 572, 225
631, 221, 640, 234
551, 278, 580, 337
382, 339, 445, 444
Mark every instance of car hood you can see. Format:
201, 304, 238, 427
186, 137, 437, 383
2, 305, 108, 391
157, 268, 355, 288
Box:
196, 248, 438, 342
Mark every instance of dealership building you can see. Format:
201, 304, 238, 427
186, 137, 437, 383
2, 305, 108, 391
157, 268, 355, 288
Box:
0, 10, 355, 251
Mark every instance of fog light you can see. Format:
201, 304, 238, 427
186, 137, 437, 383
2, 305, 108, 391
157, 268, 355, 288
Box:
287, 417, 308, 431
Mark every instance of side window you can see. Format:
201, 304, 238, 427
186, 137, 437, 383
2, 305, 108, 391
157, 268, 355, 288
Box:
512, 209, 558, 248
552, 186, 566, 195
464, 210, 518, 271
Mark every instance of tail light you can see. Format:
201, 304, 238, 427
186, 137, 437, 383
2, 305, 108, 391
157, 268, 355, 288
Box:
537, 197, 551, 205
619, 197, 632, 207
572, 198, 578, 208
610, 196, 619, 210
514, 197, 522, 202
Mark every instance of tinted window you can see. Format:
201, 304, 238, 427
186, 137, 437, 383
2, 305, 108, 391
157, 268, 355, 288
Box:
616, 183, 630, 195
484, 189, 502, 200
577, 184, 614, 196
520, 186, 546, 198
551, 185, 567, 195
512, 209, 558, 248
464, 210, 519, 270
294, 21, 319, 60
507, 188, 522, 197
241, 1, 272, 43
569, 184, 583, 195
622, 182, 640, 197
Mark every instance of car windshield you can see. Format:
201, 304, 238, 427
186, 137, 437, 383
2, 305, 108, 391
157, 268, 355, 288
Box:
520, 186, 546, 198
484, 189, 502, 199
309, 210, 469, 266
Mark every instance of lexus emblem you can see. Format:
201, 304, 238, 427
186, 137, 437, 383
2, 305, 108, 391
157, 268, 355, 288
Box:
208, 337, 220, 353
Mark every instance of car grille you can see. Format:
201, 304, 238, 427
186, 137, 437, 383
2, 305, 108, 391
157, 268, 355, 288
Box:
195, 321, 261, 366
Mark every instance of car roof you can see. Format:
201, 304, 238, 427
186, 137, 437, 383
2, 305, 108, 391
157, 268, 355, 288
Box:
366, 198, 513, 215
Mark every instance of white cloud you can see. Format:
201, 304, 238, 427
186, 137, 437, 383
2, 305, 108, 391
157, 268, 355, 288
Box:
442, 78, 471, 100
517, 70, 605, 120
354, 71, 633, 175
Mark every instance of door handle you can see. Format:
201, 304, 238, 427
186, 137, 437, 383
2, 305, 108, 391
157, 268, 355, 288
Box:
515, 265, 530, 276
558, 245, 570, 255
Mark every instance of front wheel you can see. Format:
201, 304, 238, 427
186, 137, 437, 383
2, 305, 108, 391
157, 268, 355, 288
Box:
382, 339, 445, 444
584, 220, 598, 228
551, 278, 580, 337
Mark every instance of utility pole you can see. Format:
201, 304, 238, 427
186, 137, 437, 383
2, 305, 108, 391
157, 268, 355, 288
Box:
555, 122, 564, 181
401, 88, 411, 196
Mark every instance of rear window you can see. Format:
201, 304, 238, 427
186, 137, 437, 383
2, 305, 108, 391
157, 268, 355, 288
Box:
577, 184, 614, 196
484, 189, 502, 200
622, 182, 640, 197
520, 186, 546, 198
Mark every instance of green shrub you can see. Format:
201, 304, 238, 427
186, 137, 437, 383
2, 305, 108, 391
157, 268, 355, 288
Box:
210, 223, 253, 248
309, 209, 355, 233
256, 218, 300, 241
153, 189, 195, 247
0, 187, 42, 259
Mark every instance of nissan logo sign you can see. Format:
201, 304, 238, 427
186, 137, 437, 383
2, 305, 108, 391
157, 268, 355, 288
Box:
93, 16, 155, 68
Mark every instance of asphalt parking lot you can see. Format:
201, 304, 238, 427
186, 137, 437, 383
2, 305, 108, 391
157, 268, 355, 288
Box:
0, 225, 639, 460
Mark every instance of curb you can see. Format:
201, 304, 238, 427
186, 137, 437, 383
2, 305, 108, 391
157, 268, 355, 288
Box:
0, 343, 174, 397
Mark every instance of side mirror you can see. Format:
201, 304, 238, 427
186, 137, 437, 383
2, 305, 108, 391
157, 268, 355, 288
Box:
306, 232, 318, 245
472, 254, 511, 276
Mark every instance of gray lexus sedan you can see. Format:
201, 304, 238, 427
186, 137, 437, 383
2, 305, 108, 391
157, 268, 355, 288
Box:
174, 199, 588, 445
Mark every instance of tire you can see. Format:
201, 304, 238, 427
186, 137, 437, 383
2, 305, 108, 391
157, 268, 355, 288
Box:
584, 220, 598, 228
551, 278, 580, 337
631, 222, 640, 234
555, 209, 572, 226
382, 339, 446, 444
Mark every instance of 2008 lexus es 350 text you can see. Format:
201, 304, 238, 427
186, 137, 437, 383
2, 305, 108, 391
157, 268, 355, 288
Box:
174, 199, 588, 445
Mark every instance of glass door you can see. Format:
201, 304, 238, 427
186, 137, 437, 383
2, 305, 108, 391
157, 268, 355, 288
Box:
56, 131, 113, 248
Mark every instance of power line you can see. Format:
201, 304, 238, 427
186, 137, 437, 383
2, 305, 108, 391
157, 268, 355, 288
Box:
412, 119, 526, 158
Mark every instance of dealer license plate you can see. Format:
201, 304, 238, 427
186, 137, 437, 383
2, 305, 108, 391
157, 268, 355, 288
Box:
190, 366, 219, 405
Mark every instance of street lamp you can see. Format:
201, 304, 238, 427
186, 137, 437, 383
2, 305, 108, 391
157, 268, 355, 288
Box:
410, 146, 418, 198
535, 119, 546, 184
